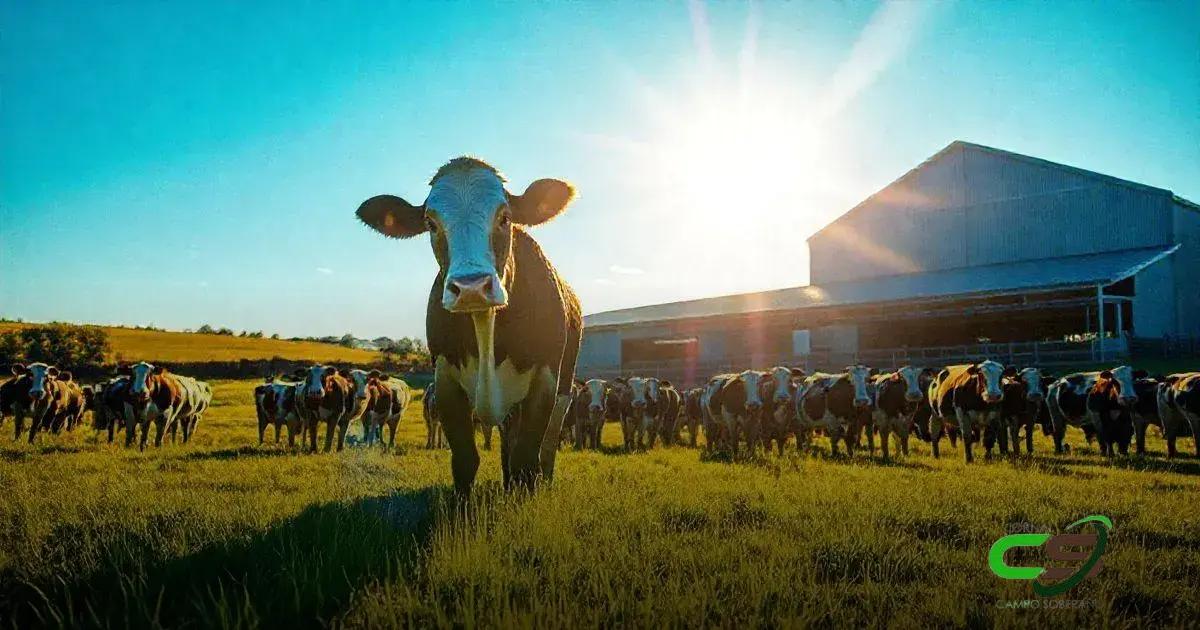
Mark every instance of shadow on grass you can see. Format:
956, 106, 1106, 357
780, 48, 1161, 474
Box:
0, 486, 452, 629
183, 445, 301, 461
1022, 454, 1200, 476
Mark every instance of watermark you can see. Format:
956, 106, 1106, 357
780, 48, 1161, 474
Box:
988, 515, 1113, 598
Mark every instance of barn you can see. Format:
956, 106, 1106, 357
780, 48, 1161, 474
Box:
578, 141, 1200, 386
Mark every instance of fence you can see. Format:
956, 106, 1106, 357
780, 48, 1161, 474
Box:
1130, 335, 1200, 360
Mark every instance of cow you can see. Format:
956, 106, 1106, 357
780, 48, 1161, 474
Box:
996, 367, 1049, 455
423, 382, 445, 449
680, 387, 705, 448
92, 376, 130, 443
357, 157, 582, 492
256, 377, 303, 446
1046, 366, 1139, 456
928, 361, 1011, 462
120, 362, 209, 450
712, 370, 769, 456
795, 366, 873, 456
9, 363, 86, 443
172, 377, 211, 444
651, 379, 682, 447
295, 365, 354, 453
574, 378, 608, 450
760, 366, 806, 455
700, 374, 735, 453
561, 381, 582, 448
871, 366, 934, 461
2, 371, 32, 439
619, 376, 657, 450
1126, 374, 1166, 456
342, 368, 377, 443
1158, 373, 1200, 458
352, 370, 410, 448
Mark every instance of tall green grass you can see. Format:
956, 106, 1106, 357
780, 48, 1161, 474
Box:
0, 379, 1196, 628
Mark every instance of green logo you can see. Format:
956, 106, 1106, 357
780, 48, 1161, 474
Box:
988, 515, 1112, 597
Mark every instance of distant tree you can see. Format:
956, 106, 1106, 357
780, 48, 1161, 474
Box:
217, 327, 234, 336
339, 333, 357, 348
0, 324, 110, 368
248, 331, 264, 339
197, 324, 216, 334
270, 333, 280, 340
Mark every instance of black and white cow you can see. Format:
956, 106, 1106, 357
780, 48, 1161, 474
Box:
1046, 366, 1140, 456
996, 367, 1049, 455
795, 366, 873, 456
714, 370, 769, 456
700, 374, 735, 453
1158, 373, 1200, 458
871, 366, 934, 461
574, 378, 608, 450
759, 366, 805, 455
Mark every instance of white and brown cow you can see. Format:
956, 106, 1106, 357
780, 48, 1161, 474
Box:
713, 370, 769, 456
357, 158, 582, 492
8, 363, 85, 443
295, 365, 354, 453
650, 378, 681, 447
1046, 366, 1139, 456
795, 366, 873, 456
700, 374, 735, 453
619, 376, 657, 450
928, 361, 1011, 462
354, 370, 410, 448
120, 362, 187, 450
871, 366, 934, 461
680, 387, 705, 448
760, 366, 805, 455
1158, 373, 1200, 458
423, 382, 445, 449
574, 378, 608, 450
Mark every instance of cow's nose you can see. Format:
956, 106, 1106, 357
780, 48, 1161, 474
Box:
444, 273, 506, 312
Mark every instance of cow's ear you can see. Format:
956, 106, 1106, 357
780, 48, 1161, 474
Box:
47, 366, 60, 378
790, 367, 805, 378
1100, 370, 1113, 379
368, 370, 381, 379
508, 178, 575, 226
59, 371, 73, 382
338, 368, 352, 378
921, 367, 937, 378
11, 364, 25, 375
357, 195, 427, 239
1132, 369, 1148, 380
661, 380, 672, 388
967, 365, 980, 375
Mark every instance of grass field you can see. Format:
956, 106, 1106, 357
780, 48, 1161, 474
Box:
1, 378, 1198, 628
0, 323, 380, 364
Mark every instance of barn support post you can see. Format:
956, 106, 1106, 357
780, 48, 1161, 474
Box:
1097, 284, 1106, 362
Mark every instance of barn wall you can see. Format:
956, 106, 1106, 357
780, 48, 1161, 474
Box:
809, 144, 1175, 284
1132, 262, 1176, 338
1173, 204, 1200, 336
578, 330, 621, 374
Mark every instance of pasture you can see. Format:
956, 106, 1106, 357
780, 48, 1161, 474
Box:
0, 323, 380, 364
1, 377, 1197, 628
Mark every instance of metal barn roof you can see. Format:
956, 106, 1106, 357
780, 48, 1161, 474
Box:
583, 245, 1179, 329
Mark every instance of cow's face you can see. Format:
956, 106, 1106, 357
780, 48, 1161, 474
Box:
846, 365, 872, 408
346, 369, 371, 400
356, 159, 575, 313
1017, 367, 1044, 401
586, 379, 606, 414
303, 365, 335, 401
768, 366, 802, 404
16, 363, 58, 401
968, 360, 1006, 403
627, 377, 649, 409
896, 366, 925, 402
739, 370, 765, 412
647, 378, 662, 404
1102, 365, 1138, 406
125, 362, 162, 401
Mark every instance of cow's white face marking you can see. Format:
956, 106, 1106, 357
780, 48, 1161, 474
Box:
586, 379, 606, 409
739, 370, 764, 409
627, 377, 649, 406
1109, 365, 1138, 404
348, 369, 371, 400
897, 366, 924, 402
769, 366, 793, 403
25, 363, 55, 399
977, 360, 1005, 402
130, 362, 155, 396
847, 366, 872, 406
304, 366, 330, 399
427, 167, 510, 311
1018, 367, 1043, 400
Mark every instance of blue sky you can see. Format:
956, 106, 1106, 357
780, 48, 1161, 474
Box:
3, 1, 1197, 339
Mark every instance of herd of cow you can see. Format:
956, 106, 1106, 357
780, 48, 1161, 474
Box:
1, 361, 213, 449
567, 362, 1200, 462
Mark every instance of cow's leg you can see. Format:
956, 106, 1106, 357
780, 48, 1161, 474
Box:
387, 417, 398, 448
957, 408, 973, 463
879, 418, 891, 462
334, 414, 350, 452
153, 414, 167, 448
900, 423, 910, 457
929, 414, 943, 458
139, 419, 151, 451
438, 379, 480, 495
996, 415, 1009, 457
1187, 413, 1200, 457
107, 415, 116, 444
274, 421, 281, 444
1134, 418, 1148, 456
